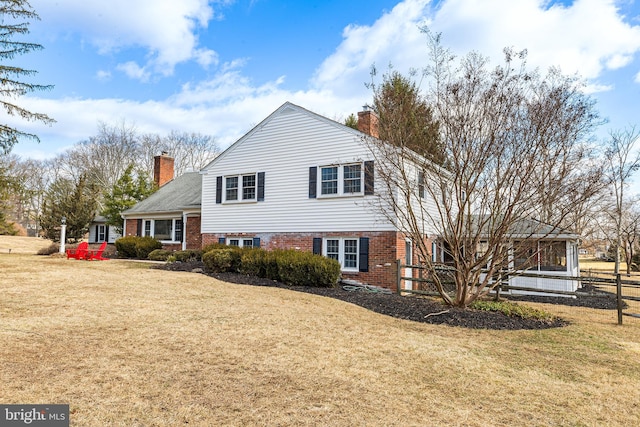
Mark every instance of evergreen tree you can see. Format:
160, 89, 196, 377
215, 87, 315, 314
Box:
370, 70, 444, 165
0, 159, 17, 234
0, 0, 55, 153
40, 174, 98, 242
101, 164, 156, 234
344, 113, 358, 130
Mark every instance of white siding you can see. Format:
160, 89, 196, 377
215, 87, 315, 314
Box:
201, 105, 396, 233
88, 224, 120, 244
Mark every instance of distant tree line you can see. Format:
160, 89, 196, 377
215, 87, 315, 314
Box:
0, 121, 220, 241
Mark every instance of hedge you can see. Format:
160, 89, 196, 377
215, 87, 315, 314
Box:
115, 236, 162, 259
204, 246, 340, 287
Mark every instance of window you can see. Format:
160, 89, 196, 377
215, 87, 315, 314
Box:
154, 220, 173, 241
226, 238, 258, 248
175, 219, 183, 242
242, 175, 256, 200
144, 221, 151, 237
539, 242, 567, 271
310, 161, 373, 199
319, 163, 363, 197
226, 176, 238, 201
321, 167, 338, 195
97, 225, 106, 242
224, 173, 258, 202
343, 164, 362, 193
323, 238, 359, 271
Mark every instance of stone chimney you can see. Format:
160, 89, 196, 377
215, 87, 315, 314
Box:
357, 105, 379, 138
153, 152, 174, 187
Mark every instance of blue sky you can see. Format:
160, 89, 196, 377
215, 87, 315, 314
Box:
6, 0, 640, 164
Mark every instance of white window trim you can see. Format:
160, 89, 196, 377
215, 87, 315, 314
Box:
323, 237, 359, 272
223, 173, 258, 203
226, 237, 255, 248
318, 163, 364, 198
143, 219, 182, 243
97, 225, 106, 242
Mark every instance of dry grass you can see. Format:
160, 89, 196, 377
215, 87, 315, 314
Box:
0, 235, 53, 254
1, 237, 640, 426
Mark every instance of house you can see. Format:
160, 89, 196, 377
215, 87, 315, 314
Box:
88, 215, 121, 244
198, 102, 583, 293
120, 154, 202, 251
199, 102, 435, 288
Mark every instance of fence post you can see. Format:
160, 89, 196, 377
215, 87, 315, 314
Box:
396, 259, 402, 295
617, 273, 623, 325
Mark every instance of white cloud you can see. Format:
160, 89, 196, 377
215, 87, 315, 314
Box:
313, 0, 640, 96
116, 62, 151, 82
31, 0, 224, 76
428, 0, 640, 79
95, 70, 112, 82
635, 70, 640, 83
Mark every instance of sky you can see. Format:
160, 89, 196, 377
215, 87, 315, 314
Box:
5, 0, 640, 166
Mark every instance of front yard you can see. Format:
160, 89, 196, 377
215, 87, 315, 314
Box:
1, 238, 640, 425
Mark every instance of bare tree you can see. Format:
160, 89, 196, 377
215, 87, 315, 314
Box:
365, 31, 603, 307
139, 130, 220, 177
603, 126, 640, 276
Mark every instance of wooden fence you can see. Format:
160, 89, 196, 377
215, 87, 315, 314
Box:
395, 260, 640, 325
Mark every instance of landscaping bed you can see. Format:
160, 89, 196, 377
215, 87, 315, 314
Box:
156, 261, 588, 330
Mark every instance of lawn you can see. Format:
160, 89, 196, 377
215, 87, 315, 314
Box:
1, 237, 640, 426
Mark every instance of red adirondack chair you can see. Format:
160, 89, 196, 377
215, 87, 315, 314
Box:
87, 241, 109, 261
66, 241, 89, 260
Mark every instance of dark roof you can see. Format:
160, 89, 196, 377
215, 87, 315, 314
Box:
122, 172, 201, 215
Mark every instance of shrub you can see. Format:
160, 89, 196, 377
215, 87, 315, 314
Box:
115, 236, 163, 259
173, 249, 203, 262
470, 299, 557, 321
202, 242, 229, 253
202, 248, 242, 273
276, 250, 341, 287
135, 236, 163, 259
115, 236, 139, 258
37, 243, 59, 255
148, 249, 172, 261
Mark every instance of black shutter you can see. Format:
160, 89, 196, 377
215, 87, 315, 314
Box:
253, 237, 261, 248
218, 237, 226, 244
364, 161, 374, 195
359, 237, 369, 272
257, 172, 265, 201
136, 219, 142, 236
312, 237, 322, 255
105, 226, 109, 242
95, 225, 99, 243
216, 176, 223, 204
418, 171, 425, 199
309, 167, 317, 198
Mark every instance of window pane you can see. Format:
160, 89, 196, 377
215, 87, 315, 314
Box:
226, 176, 238, 201
242, 174, 256, 200
321, 167, 338, 195
513, 241, 538, 271
98, 225, 106, 241
243, 239, 253, 248
344, 239, 358, 268
326, 239, 339, 261
154, 220, 172, 240
539, 242, 567, 271
343, 164, 362, 193
229, 239, 239, 246
175, 220, 183, 242
144, 221, 151, 237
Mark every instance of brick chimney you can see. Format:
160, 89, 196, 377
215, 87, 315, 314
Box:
357, 105, 379, 138
153, 152, 174, 187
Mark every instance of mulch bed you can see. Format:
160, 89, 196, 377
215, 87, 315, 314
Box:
155, 261, 617, 330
